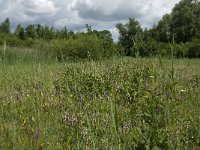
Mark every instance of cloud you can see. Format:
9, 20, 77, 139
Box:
0, 0, 181, 39
22, 0, 58, 16
74, 0, 152, 21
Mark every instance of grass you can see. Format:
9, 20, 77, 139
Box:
0, 55, 200, 149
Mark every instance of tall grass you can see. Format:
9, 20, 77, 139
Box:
0, 56, 200, 149
0, 45, 55, 64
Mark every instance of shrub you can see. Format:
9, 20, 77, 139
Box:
133, 40, 171, 57
46, 34, 117, 61
172, 43, 188, 58
157, 42, 171, 57
135, 40, 159, 57
186, 38, 200, 58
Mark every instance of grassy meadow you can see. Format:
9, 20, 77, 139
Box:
0, 47, 200, 149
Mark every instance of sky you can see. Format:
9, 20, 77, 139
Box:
0, 0, 181, 41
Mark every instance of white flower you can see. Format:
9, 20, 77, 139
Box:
180, 89, 186, 93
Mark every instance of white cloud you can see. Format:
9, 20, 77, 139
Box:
0, 0, 181, 39
109, 27, 119, 42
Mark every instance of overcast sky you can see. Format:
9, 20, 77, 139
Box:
0, 0, 181, 40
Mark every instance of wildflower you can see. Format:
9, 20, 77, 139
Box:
176, 109, 180, 114
35, 82, 42, 90
180, 89, 186, 93
116, 84, 121, 91
34, 132, 40, 140
150, 75, 154, 79
62, 112, 78, 126
157, 105, 162, 113
16, 93, 21, 101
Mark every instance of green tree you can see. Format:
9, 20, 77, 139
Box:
60, 26, 68, 38
85, 24, 92, 33
93, 30, 113, 42
14, 24, 25, 40
116, 18, 143, 56
35, 24, 43, 38
0, 18, 10, 34
155, 14, 171, 42
25, 25, 36, 39
42, 25, 55, 40
170, 0, 200, 43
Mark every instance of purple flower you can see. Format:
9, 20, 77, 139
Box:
157, 105, 162, 113
34, 132, 40, 140
16, 93, 20, 100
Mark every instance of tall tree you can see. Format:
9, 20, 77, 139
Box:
170, 0, 200, 43
0, 18, 10, 34
60, 26, 68, 38
14, 24, 25, 40
116, 18, 143, 56
85, 24, 92, 33
25, 25, 36, 39
93, 30, 113, 42
155, 14, 171, 42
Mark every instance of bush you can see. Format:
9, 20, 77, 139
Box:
172, 43, 188, 58
135, 40, 159, 57
45, 34, 117, 61
133, 40, 171, 57
0, 33, 24, 47
157, 42, 171, 57
186, 38, 200, 58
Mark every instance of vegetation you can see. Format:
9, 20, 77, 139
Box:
0, 0, 200, 59
0, 0, 200, 149
0, 57, 200, 149
116, 0, 200, 58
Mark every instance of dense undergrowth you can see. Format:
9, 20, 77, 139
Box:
0, 57, 199, 149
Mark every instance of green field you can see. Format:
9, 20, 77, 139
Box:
0, 57, 200, 149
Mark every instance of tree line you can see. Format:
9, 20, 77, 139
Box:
116, 0, 200, 58
0, 0, 200, 60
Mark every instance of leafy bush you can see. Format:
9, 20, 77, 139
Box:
173, 43, 188, 58
45, 34, 117, 61
134, 40, 159, 57
157, 42, 171, 57
132, 40, 172, 57
186, 38, 200, 58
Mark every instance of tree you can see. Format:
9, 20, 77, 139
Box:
35, 24, 42, 38
25, 25, 36, 39
93, 30, 113, 42
85, 24, 92, 33
0, 18, 10, 34
155, 14, 171, 42
60, 26, 68, 38
116, 18, 143, 56
14, 24, 25, 40
170, 0, 200, 43
42, 25, 55, 40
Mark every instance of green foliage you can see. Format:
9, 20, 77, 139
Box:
50, 34, 117, 61
14, 24, 26, 40
155, 14, 171, 42
173, 43, 188, 58
25, 25, 36, 39
186, 38, 200, 58
135, 39, 159, 57
0, 18, 10, 34
170, 0, 199, 43
115, 0, 200, 58
0, 46, 44, 64
0, 58, 200, 149
116, 18, 143, 56
148, 0, 200, 44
